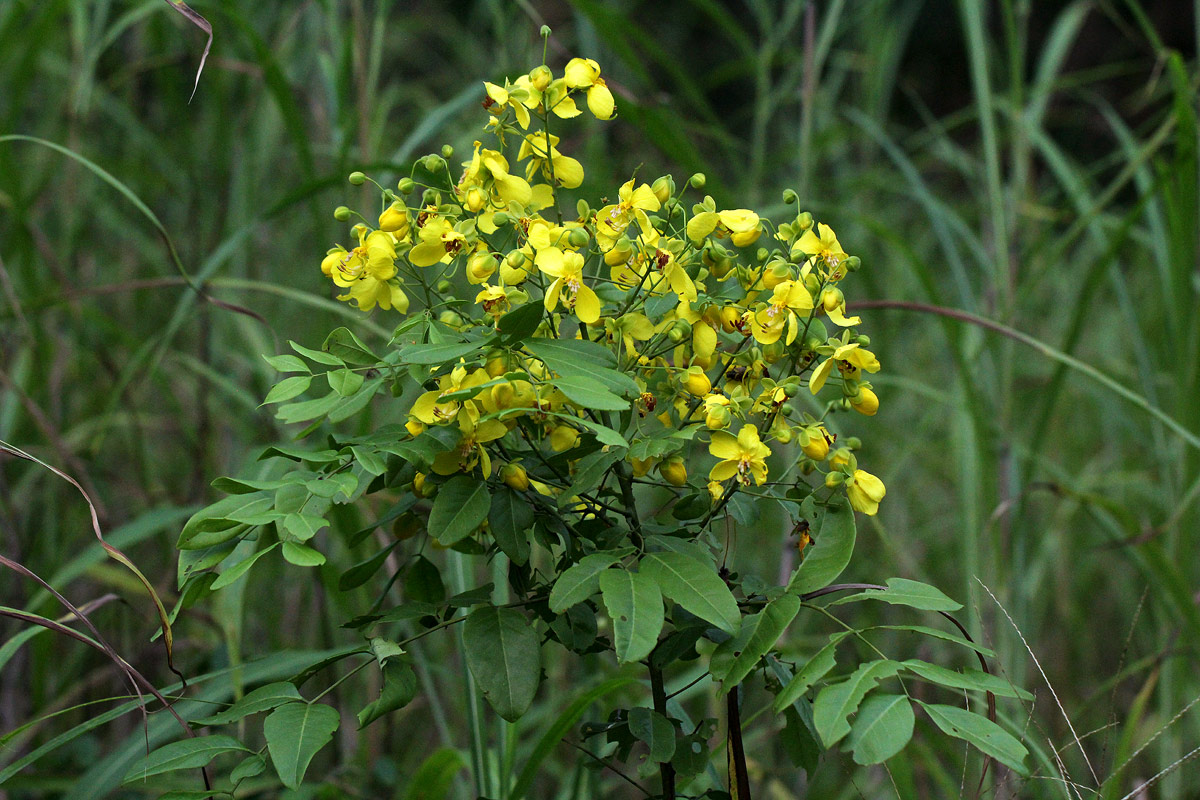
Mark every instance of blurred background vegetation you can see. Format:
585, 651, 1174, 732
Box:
2, 0, 1199, 797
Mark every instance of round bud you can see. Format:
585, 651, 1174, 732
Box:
855, 334, 871, 346
845, 436, 862, 449
651, 175, 674, 204
782, 383, 800, 398
844, 255, 862, 272
781, 404, 795, 417
500, 463, 530, 492
688, 172, 706, 188
423, 155, 442, 172
567, 228, 589, 248
782, 188, 799, 205
436, 279, 452, 293
755, 247, 770, 263
438, 310, 463, 328
659, 458, 688, 487
796, 211, 814, 230
333, 206, 352, 221
421, 188, 439, 205
530, 64, 552, 91
441, 144, 454, 158
398, 177, 416, 194
825, 471, 845, 488
492, 211, 510, 227
348, 171, 366, 185
505, 249, 525, 268
540, 24, 551, 37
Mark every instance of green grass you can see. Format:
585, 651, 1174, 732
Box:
2, 0, 1199, 797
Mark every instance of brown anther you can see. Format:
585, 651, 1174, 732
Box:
482, 95, 496, 110
655, 249, 670, 269
445, 238, 464, 256
416, 210, 431, 228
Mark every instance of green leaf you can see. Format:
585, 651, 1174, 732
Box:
210, 544, 278, 591
832, 578, 963, 611
772, 632, 851, 713
263, 375, 312, 404
566, 449, 621, 501
305, 473, 357, 500
598, 569, 664, 664
549, 551, 628, 613
263, 702, 341, 789
401, 748, 466, 800
281, 513, 328, 542
123, 735, 248, 782
350, 445, 386, 476
640, 551, 740, 635
847, 694, 914, 765
192, 682, 303, 725
369, 637, 407, 666
554, 375, 630, 411
322, 327, 380, 366
397, 340, 484, 365
429, 476, 491, 545
230, 754, 266, 783
290, 340, 343, 366
628, 707, 676, 763
338, 542, 399, 591
357, 661, 418, 728
813, 659, 902, 747
509, 678, 635, 800
902, 660, 1032, 700
489, 486, 533, 565
327, 367, 365, 396
281, 542, 326, 567
524, 338, 639, 396
462, 606, 541, 722
498, 301, 544, 344
788, 496, 856, 595
263, 354, 310, 374
711, 594, 800, 691
275, 391, 341, 424
917, 701, 1029, 775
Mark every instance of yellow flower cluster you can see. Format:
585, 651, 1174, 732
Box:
318, 55, 887, 517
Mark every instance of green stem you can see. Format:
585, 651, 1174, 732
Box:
649, 664, 676, 800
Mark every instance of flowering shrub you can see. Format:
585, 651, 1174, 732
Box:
164, 43, 1028, 797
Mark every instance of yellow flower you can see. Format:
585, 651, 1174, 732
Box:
846, 469, 886, 515
320, 230, 408, 312
518, 132, 584, 188
703, 393, 731, 430
800, 425, 832, 460
682, 366, 712, 397
708, 424, 771, 486
594, 179, 661, 251
563, 57, 616, 120
820, 286, 861, 327
500, 463, 530, 491
378, 203, 411, 239
537, 247, 601, 324
410, 362, 489, 425
793, 223, 849, 280
474, 284, 510, 318
409, 217, 467, 267
686, 209, 762, 247
431, 404, 508, 476
466, 246, 499, 284
750, 280, 814, 345
809, 342, 882, 394
457, 141, 533, 208
607, 313, 654, 356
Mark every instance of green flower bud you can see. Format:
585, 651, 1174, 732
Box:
439, 310, 463, 328
436, 279, 452, 293
825, 471, 845, 488
855, 334, 871, 346
492, 211, 510, 227
333, 206, 352, 221
845, 436, 862, 449
423, 155, 442, 172
505, 249, 525, 268
348, 171, 366, 185
797, 211, 813, 230
441, 144, 454, 158
567, 228, 589, 248
540, 24, 551, 37
530, 64, 552, 91
689, 172, 706, 188
398, 177, 416, 194
652, 175, 674, 203
755, 247, 770, 263
782, 188, 799, 205
844, 255, 862, 272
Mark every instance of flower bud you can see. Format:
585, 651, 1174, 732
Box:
652, 175, 674, 204
441, 144, 454, 158
567, 228, 589, 248
796, 211, 813, 230
412, 471, 433, 497
829, 448, 851, 469
824, 471, 845, 488
405, 418, 425, 436
530, 64, 552, 91
549, 425, 580, 452
659, 458, 688, 487
705, 402, 731, 431
500, 463, 530, 491
378, 202, 409, 233
845, 437, 862, 449
485, 352, 509, 377
348, 171, 366, 185
855, 334, 871, 346
438, 311, 463, 328
844, 255, 862, 272
763, 260, 792, 290
782, 188, 799, 205
467, 249, 497, 284
631, 456, 657, 477
464, 186, 487, 213
667, 320, 691, 343
398, 177, 416, 194
821, 286, 844, 313
683, 367, 711, 397
492, 211, 510, 227
688, 172, 706, 188
333, 206, 352, 221
850, 386, 879, 416
435, 279, 452, 293
801, 427, 830, 460
761, 341, 785, 364
423, 155, 443, 172
540, 24, 551, 37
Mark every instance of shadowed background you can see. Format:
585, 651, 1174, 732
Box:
1, 1, 1199, 797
